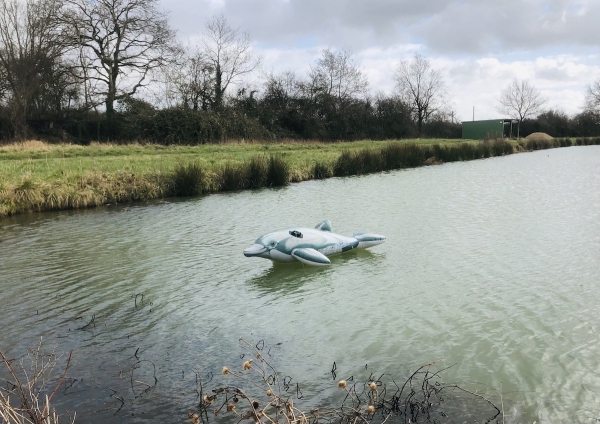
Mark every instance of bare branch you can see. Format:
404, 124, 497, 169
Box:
59, 0, 178, 115
498, 78, 547, 122
309, 48, 369, 104
202, 14, 261, 109
394, 53, 447, 133
585, 78, 600, 112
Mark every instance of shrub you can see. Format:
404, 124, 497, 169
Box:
481, 141, 491, 158
312, 161, 333, 179
172, 162, 206, 196
220, 163, 247, 191
333, 150, 361, 177
358, 148, 384, 173
457, 142, 477, 160
491, 139, 513, 156
432, 144, 459, 162
380, 143, 430, 170
140, 109, 273, 145
247, 156, 269, 189
267, 155, 289, 187
557, 138, 572, 147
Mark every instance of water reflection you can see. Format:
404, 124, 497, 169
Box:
246, 249, 383, 295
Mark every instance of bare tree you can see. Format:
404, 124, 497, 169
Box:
263, 70, 301, 99
202, 14, 261, 110
60, 0, 178, 121
585, 78, 600, 112
0, 0, 67, 138
259, 70, 302, 122
164, 49, 215, 110
498, 78, 547, 138
394, 52, 447, 134
309, 48, 368, 103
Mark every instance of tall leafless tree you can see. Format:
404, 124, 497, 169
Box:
60, 0, 178, 121
309, 48, 368, 103
585, 78, 600, 112
0, 0, 67, 138
202, 14, 260, 110
164, 49, 215, 110
498, 78, 546, 138
394, 53, 447, 134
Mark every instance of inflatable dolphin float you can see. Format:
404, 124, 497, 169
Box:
243, 220, 386, 266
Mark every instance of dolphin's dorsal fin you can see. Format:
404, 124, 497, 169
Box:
315, 219, 332, 232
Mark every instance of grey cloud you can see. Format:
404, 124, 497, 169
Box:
535, 67, 570, 81
163, 0, 600, 55
415, 0, 600, 54
166, 0, 453, 49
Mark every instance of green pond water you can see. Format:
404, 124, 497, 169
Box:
1, 146, 599, 423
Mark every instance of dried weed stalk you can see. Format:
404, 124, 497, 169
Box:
0, 338, 74, 424
189, 338, 501, 424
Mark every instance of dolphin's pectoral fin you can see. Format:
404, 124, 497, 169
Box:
292, 248, 331, 266
315, 219, 333, 232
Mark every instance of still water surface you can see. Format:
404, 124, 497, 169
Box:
1, 146, 599, 423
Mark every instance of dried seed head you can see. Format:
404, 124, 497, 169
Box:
203, 395, 213, 405
214, 409, 220, 416
367, 405, 376, 414
252, 401, 260, 409
243, 360, 252, 370
266, 389, 274, 396
222, 366, 229, 375
227, 403, 236, 412
188, 412, 201, 424
369, 382, 377, 391
338, 380, 347, 389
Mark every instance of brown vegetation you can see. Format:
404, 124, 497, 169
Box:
525, 132, 553, 141
0, 339, 74, 424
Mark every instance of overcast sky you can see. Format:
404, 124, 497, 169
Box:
161, 0, 599, 121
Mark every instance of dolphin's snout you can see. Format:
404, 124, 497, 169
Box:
244, 243, 267, 257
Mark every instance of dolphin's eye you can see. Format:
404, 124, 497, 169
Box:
269, 241, 277, 248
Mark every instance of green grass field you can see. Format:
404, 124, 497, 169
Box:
0, 139, 467, 185
6, 136, 585, 218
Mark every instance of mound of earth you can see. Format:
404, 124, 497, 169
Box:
525, 132, 553, 141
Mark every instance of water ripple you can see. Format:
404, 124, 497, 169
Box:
1, 146, 599, 423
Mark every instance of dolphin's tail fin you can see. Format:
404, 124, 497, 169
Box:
353, 233, 387, 248
315, 219, 332, 232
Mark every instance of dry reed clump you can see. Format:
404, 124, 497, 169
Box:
0, 338, 74, 424
213, 154, 290, 192
172, 162, 208, 197
332, 141, 515, 178
0, 172, 171, 216
189, 339, 502, 424
247, 156, 269, 188
312, 161, 333, 179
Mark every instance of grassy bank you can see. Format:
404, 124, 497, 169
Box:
1, 137, 599, 218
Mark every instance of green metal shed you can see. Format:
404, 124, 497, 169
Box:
462, 119, 518, 140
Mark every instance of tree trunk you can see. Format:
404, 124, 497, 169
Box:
214, 64, 223, 110
417, 109, 424, 134
105, 66, 119, 138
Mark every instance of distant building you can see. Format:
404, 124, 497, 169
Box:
462, 119, 519, 140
